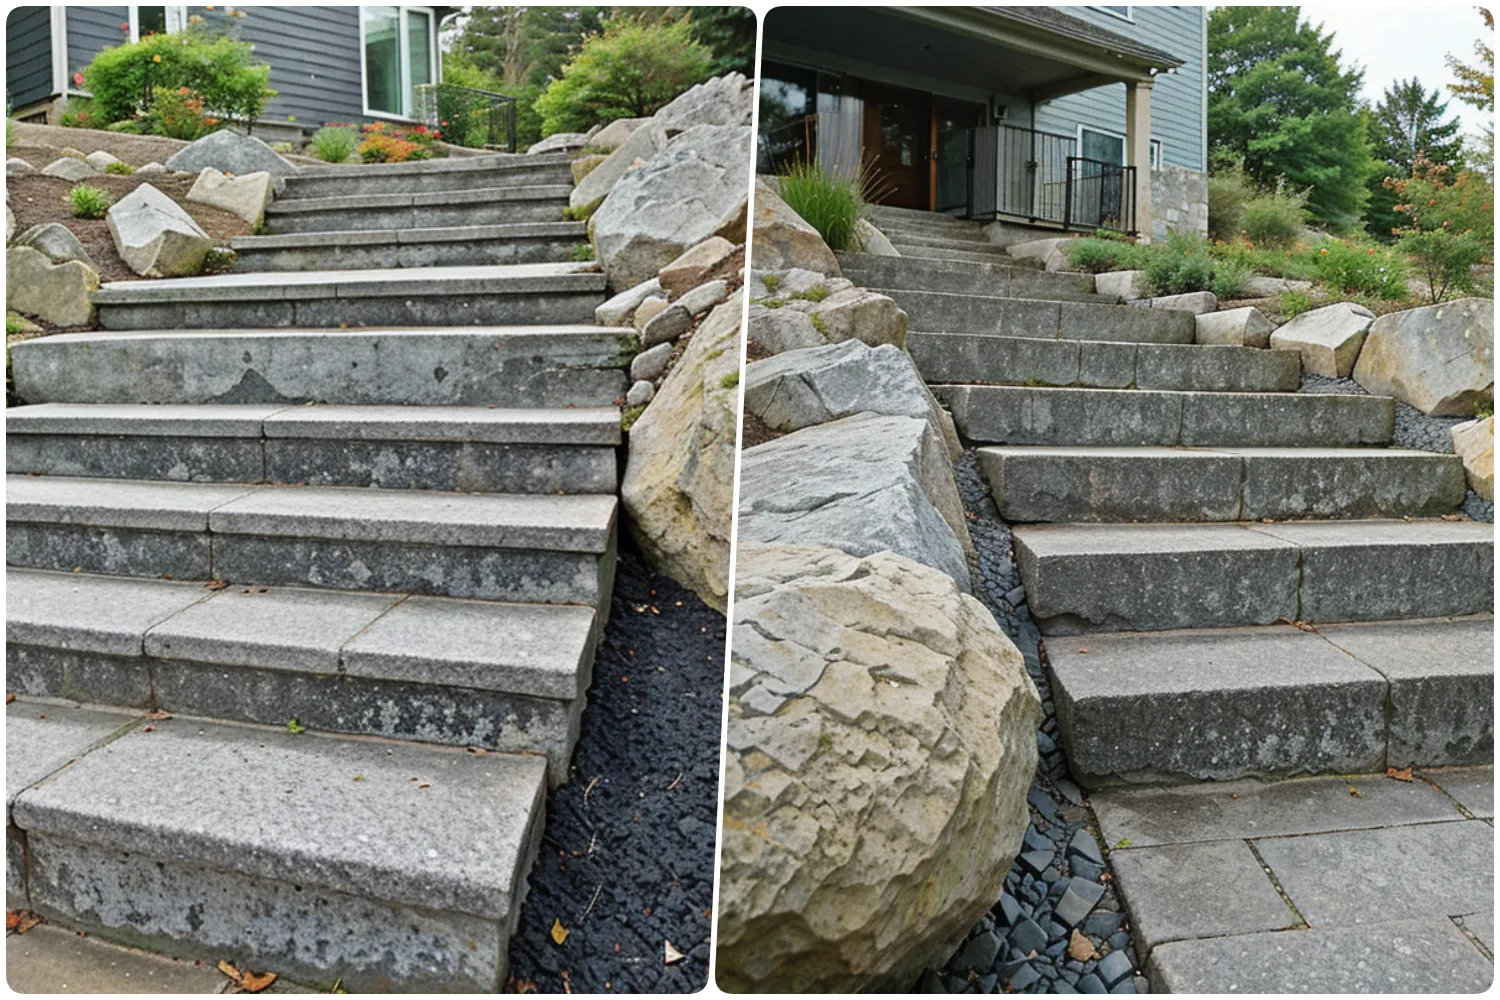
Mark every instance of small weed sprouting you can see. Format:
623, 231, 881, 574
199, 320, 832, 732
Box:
104, 161, 134, 175
809, 313, 829, 336
790, 285, 830, 303
1280, 288, 1316, 318
6, 311, 24, 336
562, 197, 604, 222
720, 371, 740, 390
286, 718, 307, 735
201, 247, 238, 274
620, 404, 647, 432
68, 184, 111, 219
760, 274, 781, 294
571, 243, 596, 262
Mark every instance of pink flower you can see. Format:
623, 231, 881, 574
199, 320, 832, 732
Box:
120, 21, 129, 31
73, 72, 85, 86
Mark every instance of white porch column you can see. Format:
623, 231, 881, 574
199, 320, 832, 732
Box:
1125, 78, 1154, 242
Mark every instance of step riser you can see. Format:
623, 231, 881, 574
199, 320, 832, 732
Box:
980, 451, 1466, 523
888, 243, 1044, 267
232, 235, 584, 272
911, 335, 1301, 392
885, 290, 1196, 344
1016, 533, 1493, 634
838, 255, 1103, 303
6, 524, 616, 606
872, 224, 994, 245
265, 199, 568, 234
7, 644, 584, 780
6, 436, 618, 494
939, 387, 1395, 448
282, 166, 573, 199
95, 291, 601, 331
12, 330, 630, 408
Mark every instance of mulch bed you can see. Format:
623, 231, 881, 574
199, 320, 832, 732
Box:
8, 173, 252, 283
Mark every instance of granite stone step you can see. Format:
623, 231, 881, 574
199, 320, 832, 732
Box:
884, 232, 1020, 257
280, 153, 574, 198
1048, 616, 1494, 787
9, 326, 631, 408
869, 222, 998, 246
1014, 520, 1493, 634
836, 252, 1107, 303
6, 702, 548, 991
91, 263, 606, 330
911, 334, 1300, 392
7, 403, 620, 494
936, 385, 1395, 448
978, 446, 1466, 522
230, 222, 590, 272
6, 475, 618, 605
875, 290, 1196, 344
885, 242, 1047, 267
6, 568, 597, 775
263, 183, 572, 234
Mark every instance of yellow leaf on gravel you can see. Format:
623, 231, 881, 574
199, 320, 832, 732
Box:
551, 919, 569, 945
664, 940, 685, 965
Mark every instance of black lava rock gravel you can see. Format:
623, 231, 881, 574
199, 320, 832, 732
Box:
912, 453, 1145, 995
506, 543, 726, 993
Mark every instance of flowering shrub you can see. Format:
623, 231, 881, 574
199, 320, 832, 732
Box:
1310, 239, 1409, 301
356, 121, 437, 162
143, 86, 218, 140
82, 25, 272, 126
1387, 156, 1493, 302
58, 97, 97, 129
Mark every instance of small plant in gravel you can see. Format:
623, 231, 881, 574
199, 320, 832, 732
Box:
68, 184, 111, 219
104, 161, 135, 175
571, 243, 596, 262
310, 126, 358, 163
58, 97, 98, 129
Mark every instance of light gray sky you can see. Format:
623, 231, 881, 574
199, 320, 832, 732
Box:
1299, 4, 1492, 136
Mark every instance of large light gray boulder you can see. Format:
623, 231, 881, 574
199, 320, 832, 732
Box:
526, 131, 589, 155
745, 340, 939, 432
738, 413, 974, 589
1145, 290, 1218, 315
163, 129, 296, 190
1241, 275, 1313, 298
1452, 417, 1494, 500
749, 178, 841, 277
747, 286, 908, 356
1196, 306, 1277, 349
13, 223, 93, 268
621, 299, 741, 611
1095, 269, 1149, 299
1007, 237, 1072, 271
659, 236, 737, 298
186, 167, 274, 225
7, 245, 98, 327
7, 157, 34, 176
653, 72, 754, 131
1353, 298, 1495, 416
591, 124, 751, 291
568, 122, 668, 211
40, 157, 98, 182
717, 544, 1040, 992
590, 116, 651, 152
1270, 302, 1375, 377
83, 150, 121, 171
106, 183, 212, 278
855, 218, 899, 256
595, 277, 663, 326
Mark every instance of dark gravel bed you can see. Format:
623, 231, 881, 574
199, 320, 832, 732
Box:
506, 543, 726, 994
1300, 373, 1493, 522
911, 453, 1145, 995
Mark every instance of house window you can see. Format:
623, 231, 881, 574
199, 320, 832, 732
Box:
128, 6, 185, 42
1078, 126, 1162, 170
1094, 6, 1132, 20
362, 5, 438, 120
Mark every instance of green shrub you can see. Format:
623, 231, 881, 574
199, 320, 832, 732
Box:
1207, 169, 1254, 241
1209, 239, 1319, 281
69, 184, 111, 219
309, 126, 358, 163
103, 118, 145, 134
142, 86, 216, 140
571, 243, 596, 262
1242, 184, 1307, 247
1280, 288, 1317, 317
1144, 235, 1249, 298
1064, 237, 1155, 274
1311, 240, 1410, 300
777, 159, 866, 252
1398, 230, 1488, 302
1387, 156, 1494, 302
104, 161, 134, 175
58, 97, 98, 129
82, 26, 273, 127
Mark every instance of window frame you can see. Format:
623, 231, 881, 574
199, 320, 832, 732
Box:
128, 6, 186, 44
359, 4, 440, 122
1092, 6, 1134, 22
1076, 124, 1162, 170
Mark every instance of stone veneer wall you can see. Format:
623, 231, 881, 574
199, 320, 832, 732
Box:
1151, 164, 1208, 242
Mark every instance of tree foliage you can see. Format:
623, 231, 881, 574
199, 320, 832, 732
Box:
1447, 7, 1495, 116
1207, 6, 1374, 230
1363, 79, 1466, 239
622, 6, 756, 76
1388, 154, 1494, 301
447, 7, 607, 89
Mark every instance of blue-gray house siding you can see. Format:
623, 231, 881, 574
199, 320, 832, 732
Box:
66, 6, 129, 86
5, 7, 54, 109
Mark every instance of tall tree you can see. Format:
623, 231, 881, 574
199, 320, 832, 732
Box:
1208, 6, 1375, 230
623, 7, 756, 76
447, 7, 607, 89
1370, 78, 1466, 170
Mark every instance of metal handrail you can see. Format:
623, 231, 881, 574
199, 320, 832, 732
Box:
413, 83, 518, 153
965, 124, 1138, 235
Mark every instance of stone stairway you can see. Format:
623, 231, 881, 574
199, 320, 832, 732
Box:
846, 212, 1494, 790
865, 204, 1044, 266
5, 153, 629, 991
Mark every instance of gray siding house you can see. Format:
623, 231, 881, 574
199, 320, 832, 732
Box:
6, 5, 455, 133
759, 5, 1208, 241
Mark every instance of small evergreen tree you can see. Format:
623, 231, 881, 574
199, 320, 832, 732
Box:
1363, 79, 1466, 238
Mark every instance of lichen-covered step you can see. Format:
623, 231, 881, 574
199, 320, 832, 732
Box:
9, 326, 631, 408
6, 701, 547, 991
836, 252, 1108, 303
876, 290, 1197, 344
6, 475, 617, 605
8, 403, 620, 494
262, 183, 573, 234
6, 568, 596, 775
1048, 615, 1494, 787
280, 153, 573, 198
91, 263, 606, 330
911, 334, 1300, 392
937, 385, 1395, 447
979, 446, 1466, 522
1014, 519, 1493, 634
231, 222, 589, 272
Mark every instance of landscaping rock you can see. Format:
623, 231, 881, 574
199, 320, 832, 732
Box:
526, 132, 589, 155
591, 124, 751, 290
1146, 291, 1218, 315
186, 167, 274, 226
1095, 270, 1149, 299
749, 178, 841, 277
653, 72, 754, 131
106, 183, 212, 278
58, 147, 87, 160
5, 205, 12, 242
676, 279, 730, 318
83, 150, 120, 171
642, 303, 693, 348
621, 299, 741, 610
6, 245, 98, 327
738, 413, 974, 588
1270, 302, 1374, 378
1196, 306, 1277, 349
7, 157, 33, 175
595, 277, 662, 326
591, 116, 651, 152
717, 544, 1041, 992
634, 295, 670, 331
856, 218, 900, 256
569, 122, 668, 212
40, 157, 99, 182
627, 380, 655, 407
1353, 298, 1495, 416
1452, 417, 1495, 500
747, 288, 907, 355
13, 223, 94, 267
630, 341, 675, 382
750, 268, 852, 301
569, 153, 608, 185
659, 236, 737, 298
136, 162, 167, 176
1241, 275, 1313, 297
164, 130, 296, 190
1007, 237, 1072, 271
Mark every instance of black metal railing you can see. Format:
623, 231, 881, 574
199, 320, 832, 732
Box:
966, 124, 1137, 235
414, 83, 518, 153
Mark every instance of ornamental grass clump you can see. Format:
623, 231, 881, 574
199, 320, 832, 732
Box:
309, 125, 358, 163
777, 158, 867, 252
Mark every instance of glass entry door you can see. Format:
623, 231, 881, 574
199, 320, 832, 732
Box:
935, 97, 987, 213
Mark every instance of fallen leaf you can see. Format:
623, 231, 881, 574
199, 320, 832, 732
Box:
550, 918, 569, 945
217, 960, 278, 993
6, 912, 18, 930
11, 911, 40, 934
146, 710, 170, 721
1276, 616, 1318, 633
664, 939, 686, 965
1067, 928, 1099, 962
205, 579, 229, 590
1387, 766, 1414, 782
4, 694, 13, 704
1442, 513, 1465, 521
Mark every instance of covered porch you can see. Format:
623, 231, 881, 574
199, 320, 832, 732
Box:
758, 6, 1183, 238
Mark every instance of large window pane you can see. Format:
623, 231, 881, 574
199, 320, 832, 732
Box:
364, 6, 402, 115
406, 10, 432, 91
